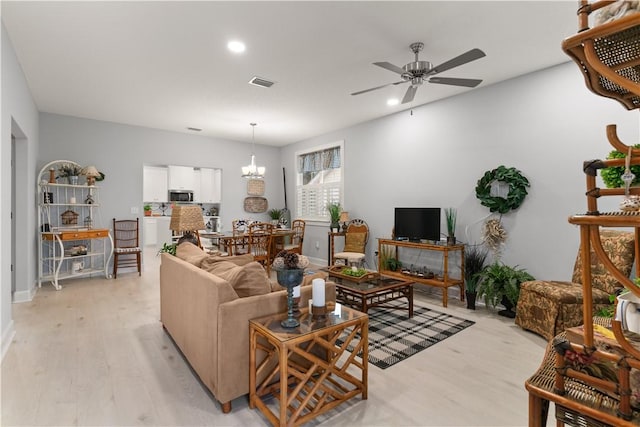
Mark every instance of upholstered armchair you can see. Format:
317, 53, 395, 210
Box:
515, 230, 635, 341
333, 219, 369, 267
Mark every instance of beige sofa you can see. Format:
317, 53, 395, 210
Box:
159, 247, 335, 413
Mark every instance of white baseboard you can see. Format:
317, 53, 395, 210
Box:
1, 319, 16, 363
308, 256, 326, 269
12, 283, 36, 303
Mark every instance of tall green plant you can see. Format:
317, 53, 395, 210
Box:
445, 207, 457, 237
476, 262, 534, 308
464, 245, 489, 293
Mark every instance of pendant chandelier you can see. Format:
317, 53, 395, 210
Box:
241, 123, 265, 179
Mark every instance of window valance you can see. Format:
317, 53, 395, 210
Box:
297, 147, 341, 173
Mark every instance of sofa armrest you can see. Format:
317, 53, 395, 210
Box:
159, 253, 238, 400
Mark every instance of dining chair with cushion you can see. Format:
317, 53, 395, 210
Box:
247, 222, 274, 274
112, 217, 142, 278
333, 219, 369, 267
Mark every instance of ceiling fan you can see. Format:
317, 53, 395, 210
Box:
351, 42, 486, 104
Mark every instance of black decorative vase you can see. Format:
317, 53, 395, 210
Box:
330, 222, 340, 232
447, 236, 456, 245
498, 296, 516, 318
465, 291, 477, 310
276, 268, 305, 328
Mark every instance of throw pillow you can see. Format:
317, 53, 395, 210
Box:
343, 232, 366, 253
175, 242, 208, 268
203, 260, 270, 297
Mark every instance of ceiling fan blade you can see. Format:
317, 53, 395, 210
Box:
401, 85, 418, 104
351, 80, 407, 96
373, 61, 406, 75
429, 48, 486, 75
429, 77, 483, 87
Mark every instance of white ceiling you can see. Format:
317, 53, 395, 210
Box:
1, 1, 580, 146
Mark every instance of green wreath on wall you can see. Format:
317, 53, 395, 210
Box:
475, 165, 530, 214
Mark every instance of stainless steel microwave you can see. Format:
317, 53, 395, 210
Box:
169, 190, 194, 202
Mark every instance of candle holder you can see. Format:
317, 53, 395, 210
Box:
311, 304, 327, 321
292, 296, 301, 317
275, 268, 305, 328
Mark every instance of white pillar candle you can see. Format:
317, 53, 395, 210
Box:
70, 196, 76, 204
293, 285, 300, 298
312, 278, 325, 307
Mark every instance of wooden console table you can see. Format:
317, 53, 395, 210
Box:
40, 228, 114, 290
377, 238, 464, 307
249, 306, 368, 426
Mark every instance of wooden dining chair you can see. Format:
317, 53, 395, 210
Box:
275, 219, 306, 255
232, 219, 249, 255
247, 222, 274, 274
112, 217, 142, 278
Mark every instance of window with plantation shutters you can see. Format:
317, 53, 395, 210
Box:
296, 142, 343, 221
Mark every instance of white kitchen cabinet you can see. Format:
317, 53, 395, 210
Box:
156, 217, 173, 250
199, 168, 222, 203
192, 169, 202, 202
143, 217, 157, 246
143, 166, 168, 202
168, 165, 195, 191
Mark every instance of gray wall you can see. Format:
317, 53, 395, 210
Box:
1, 22, 40, 358
282, 62, 638, 280
38, 113, 286, 239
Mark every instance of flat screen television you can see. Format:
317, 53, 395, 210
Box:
394, 207, 441, 242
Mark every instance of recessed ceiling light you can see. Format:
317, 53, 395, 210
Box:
387, 98, 399, 106
227, 40, 246, 53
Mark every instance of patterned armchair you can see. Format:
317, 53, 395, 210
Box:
515, 230, 635, 341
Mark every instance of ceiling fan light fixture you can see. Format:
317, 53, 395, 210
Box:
241, 123, 265, 179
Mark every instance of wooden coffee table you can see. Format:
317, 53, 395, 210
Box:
326, 267, 414, 317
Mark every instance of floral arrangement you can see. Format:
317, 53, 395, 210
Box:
272, 250, 309, 270
57, 163, 83, 178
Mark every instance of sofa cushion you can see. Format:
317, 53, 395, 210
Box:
175, 242, 208, 268
201, 253, 254, 269
202, 260, 271, 298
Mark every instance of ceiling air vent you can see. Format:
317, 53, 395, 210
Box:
248, 76, 275, 88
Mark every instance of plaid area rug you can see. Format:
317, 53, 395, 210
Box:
337, 303, 475, 369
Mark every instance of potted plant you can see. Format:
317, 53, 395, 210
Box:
144, 204, 152, 216
464, 245, 489, 310
476, 262, 534, 318
57, 163, 83, 185
326, 202, 342, 232
268, 208, 282, 225
445, 207, 457, 245
601, 144, 640, 188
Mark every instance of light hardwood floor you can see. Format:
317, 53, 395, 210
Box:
2, 249, 555, 426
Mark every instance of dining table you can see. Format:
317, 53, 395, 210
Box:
199, 228, 295, 258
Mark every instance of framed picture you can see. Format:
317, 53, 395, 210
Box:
43, 192, 53, 204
